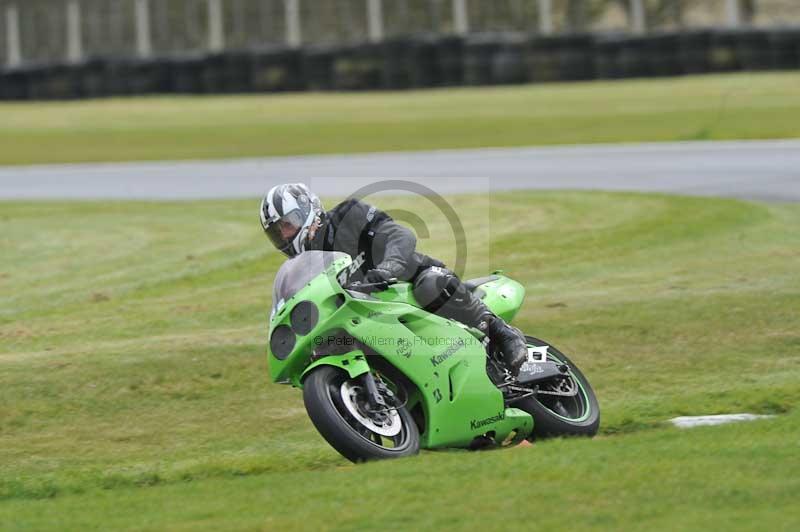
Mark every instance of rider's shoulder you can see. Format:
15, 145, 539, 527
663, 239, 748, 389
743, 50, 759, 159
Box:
330, 198, 382, 222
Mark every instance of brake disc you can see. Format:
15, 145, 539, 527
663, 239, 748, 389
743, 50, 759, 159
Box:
340, 381, 402, 437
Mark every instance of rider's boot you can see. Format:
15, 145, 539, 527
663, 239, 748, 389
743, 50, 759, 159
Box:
477, 313, 529, 378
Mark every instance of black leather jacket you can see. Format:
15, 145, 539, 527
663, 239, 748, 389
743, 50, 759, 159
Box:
306, 199, 441, 281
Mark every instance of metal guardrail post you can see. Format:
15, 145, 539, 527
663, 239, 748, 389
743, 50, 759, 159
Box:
725, 0, 742, 28
66, 0, 84, 63
452, 0, 468, 35
285, 0, 302, 48
135, 0, 152, 58
207, 0, 224, 52
4, 3, 22, 67
537, 0, 553, 35
367, 0, 383, 43
629, 0, 646, 35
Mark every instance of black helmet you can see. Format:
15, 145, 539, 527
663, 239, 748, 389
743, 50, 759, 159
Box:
259, 183, 324, 257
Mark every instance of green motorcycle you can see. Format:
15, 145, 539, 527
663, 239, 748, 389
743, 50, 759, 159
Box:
268, 251, 599, 462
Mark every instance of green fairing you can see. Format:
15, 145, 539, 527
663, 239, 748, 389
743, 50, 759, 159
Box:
301, 351, 370, 382
268, 255, 534, 448
475, 272, 526, 323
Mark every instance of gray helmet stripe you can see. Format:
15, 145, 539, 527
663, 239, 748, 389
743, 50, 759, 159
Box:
274, 186, 286, 216
259, 196, 269, 228
267, 185, 279, 220
282, 190, 299, 214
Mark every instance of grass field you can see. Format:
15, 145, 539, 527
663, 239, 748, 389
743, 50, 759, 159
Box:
1, 72, 800, 165
1, 191, 799, 530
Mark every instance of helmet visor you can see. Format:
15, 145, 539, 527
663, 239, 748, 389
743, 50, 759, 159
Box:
264, 209, 305, 255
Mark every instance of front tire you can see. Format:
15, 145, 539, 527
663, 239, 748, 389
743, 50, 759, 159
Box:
515, 336, 600, 439
303, 366, 420, 463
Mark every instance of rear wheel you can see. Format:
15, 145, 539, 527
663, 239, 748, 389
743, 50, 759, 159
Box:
515, 336, 600, 439
303, 365, 420, 463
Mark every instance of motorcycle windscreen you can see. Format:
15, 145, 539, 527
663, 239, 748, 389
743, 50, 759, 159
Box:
271, 251, 349, 316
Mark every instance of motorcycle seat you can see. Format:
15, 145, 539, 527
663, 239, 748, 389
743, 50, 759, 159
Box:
463, 275, 499, 292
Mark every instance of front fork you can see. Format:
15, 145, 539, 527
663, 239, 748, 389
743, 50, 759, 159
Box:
299, 350, 399, 412
362, 371, 387, 410
361, 371, 399, 411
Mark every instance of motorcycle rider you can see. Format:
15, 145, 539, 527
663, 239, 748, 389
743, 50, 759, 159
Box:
260, 183, 529, 377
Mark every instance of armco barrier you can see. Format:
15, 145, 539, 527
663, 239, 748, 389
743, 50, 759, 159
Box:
710, 31, 742, 72
168, 54, 206, 94
680, 31, 713, 74
526, 35, 594, 82
251, 48, 304, 92
555, 35, 595, 81
435, 36, 465, 86
302, 46, 337, 91
407, 37, 442, 88
201, 52, 253, 93
382, 38, 414, 89
491, 38, 529, 85
647, 33, 682, 77
770, 28, 800, 70
464, 34, 503, 86
104, 58, 171, 96
1, 29, 798, 100
332, 44, 385, 91
594, 35, 626, 79
0, 67, 31, 100
28, 65, 83, 100
617, 36, 653, 78
735, 29, 773, 71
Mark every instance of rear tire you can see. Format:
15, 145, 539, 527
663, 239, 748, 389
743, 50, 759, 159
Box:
303, 366, 420, 463
515, 336, 600, 439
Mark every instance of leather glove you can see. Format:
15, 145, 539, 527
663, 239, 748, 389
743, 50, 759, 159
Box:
364, 268, 393, 285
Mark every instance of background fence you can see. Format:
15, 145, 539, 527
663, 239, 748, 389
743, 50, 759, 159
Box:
2, 0, 800, 67
1, 0, 799, 99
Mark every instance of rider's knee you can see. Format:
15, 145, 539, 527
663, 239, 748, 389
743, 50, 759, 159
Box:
413, 266, 457, 311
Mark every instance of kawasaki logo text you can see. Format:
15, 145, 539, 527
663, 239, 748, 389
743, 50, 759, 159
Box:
470, 411, 506, 430
429, 338, 465, 367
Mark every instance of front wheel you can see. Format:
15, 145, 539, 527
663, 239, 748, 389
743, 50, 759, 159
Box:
303, 366, 420, 463
515, 336, 600, 439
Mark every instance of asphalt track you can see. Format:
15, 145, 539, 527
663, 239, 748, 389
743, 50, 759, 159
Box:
1, 140, 798, 202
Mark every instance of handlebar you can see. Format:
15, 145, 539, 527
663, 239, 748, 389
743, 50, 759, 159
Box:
345, 278, 398, 294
